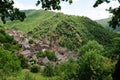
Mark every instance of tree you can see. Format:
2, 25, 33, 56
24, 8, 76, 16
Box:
80, 40, 104, 56
93, 0, 120, 28
0, 0, 26, 24
18, 54, 29, 69
56, 59, 78, 80
77, 50, 113, 80
112, 57, 120, 80
36, 0, 72, 10
0, 48, 21, 78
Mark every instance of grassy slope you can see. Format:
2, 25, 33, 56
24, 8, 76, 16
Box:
3, 10, 117, 51
4, 10, 56, 32
7, 70, 57, 80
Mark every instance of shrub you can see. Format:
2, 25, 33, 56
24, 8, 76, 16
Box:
18, 54, 29, 69
43, 62, 55, 76
36, 51, 45, 58
3, 43, 11, 50
0, 29, 5, 35
5, 34, 14, 43
30, 65, 40, 73
56, 59, 78, 80
0, 48, 21, 76
29, 39, 34, 44
0, 33, 6, 43
45, 50, 57, 61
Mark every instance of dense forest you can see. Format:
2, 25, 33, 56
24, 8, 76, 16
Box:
0, 10, 120, 80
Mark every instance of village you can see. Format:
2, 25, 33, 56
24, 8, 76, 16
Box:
8, 29, 77, 66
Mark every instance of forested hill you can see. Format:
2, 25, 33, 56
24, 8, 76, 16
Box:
96, 18, 120, 31
3, 10, 118, 51
96, 18, 111, 28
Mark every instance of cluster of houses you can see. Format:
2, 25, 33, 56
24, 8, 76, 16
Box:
8, 29, 77, 66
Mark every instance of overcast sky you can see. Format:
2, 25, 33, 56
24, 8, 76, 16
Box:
14, 0, 119, 20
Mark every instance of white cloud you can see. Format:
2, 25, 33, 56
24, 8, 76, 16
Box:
73, 0, 80, 2
13, 0, 119, 20
79, 10, 110, 20
14, 1, 40, 10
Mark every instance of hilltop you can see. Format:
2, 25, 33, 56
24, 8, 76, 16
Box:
3, 10, 117, 51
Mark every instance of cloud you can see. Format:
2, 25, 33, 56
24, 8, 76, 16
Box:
13, 0, 118, 20
79, 10, 110, 20
13, 0, 40, 10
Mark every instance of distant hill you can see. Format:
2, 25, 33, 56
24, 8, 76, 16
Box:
3, 10, 117, 51
96, 18, 112, 29
96, 18, 120, 31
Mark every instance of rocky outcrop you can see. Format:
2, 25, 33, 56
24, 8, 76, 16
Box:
8, 29, 77, 65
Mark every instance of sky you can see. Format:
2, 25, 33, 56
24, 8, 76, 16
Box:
14, 0, 119, 20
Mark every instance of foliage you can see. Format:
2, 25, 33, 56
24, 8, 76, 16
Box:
30, 65, 40, 73
1, 34, 14, 43
0, 33, 6, 43
45, 50, 57, 61
56, 59, 78, 80
4, 10, 116, 52
24, 72, 37, 80
37, 50, 57, 61
0, 27, 21, 52
0, 0, 26, 24
112, 58, 120, 80
103, 37, 120, 60
80, 40, 104, 55
5, 10, 115, 51
18, 54, 29, 69
94, 0, 120, 28
37, 51, 46, 58
77, 50, 113, 80
0, 48, 21, 77
0, 29, 5, 34
0, 0, 71, 24
36, 0, 72, 10
29, 39, 34, 44
43, 62, 55, 77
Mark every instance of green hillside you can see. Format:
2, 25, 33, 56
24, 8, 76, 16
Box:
0, 25, 21, 52
3, 10, 56, 32
3, 10, 117, 51
96, 18, 120, 32
0, 10, 120, 80
96, 18, 111, 28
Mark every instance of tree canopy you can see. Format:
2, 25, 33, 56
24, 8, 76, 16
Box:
0, 0, 26, 24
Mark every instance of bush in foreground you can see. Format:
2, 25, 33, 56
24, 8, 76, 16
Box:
30, 65, 40, 73
43, 62, 55, 76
